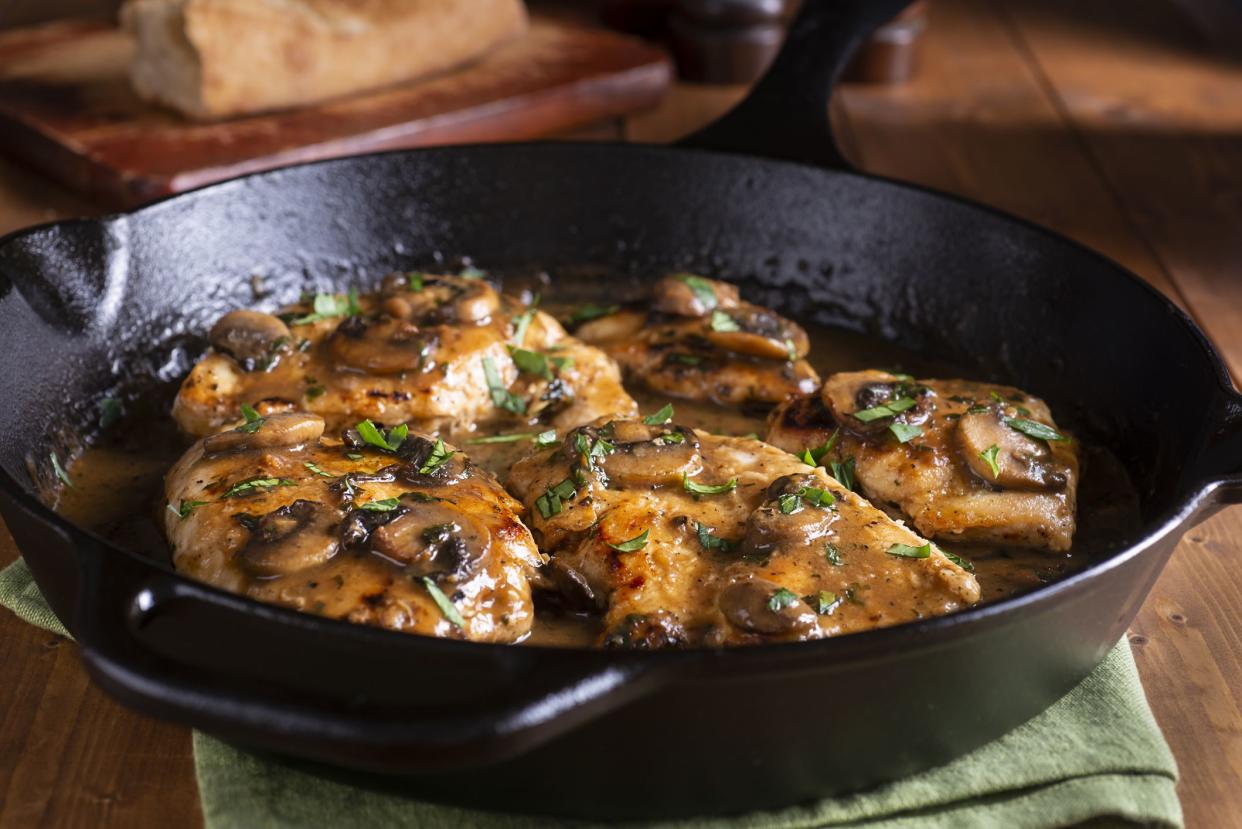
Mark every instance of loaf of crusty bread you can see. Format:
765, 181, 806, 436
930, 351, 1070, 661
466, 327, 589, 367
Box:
120, 0, 529, 119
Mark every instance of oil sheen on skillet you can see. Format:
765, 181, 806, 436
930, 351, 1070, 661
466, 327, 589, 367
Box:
52, 269, 1140, 648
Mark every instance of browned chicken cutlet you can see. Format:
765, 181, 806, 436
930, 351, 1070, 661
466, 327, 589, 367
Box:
164, 411, 543, 642
173, 272, 636, 442
766, 370, 1079, 552
506, 414, 979, 648
567, 274, 819, 409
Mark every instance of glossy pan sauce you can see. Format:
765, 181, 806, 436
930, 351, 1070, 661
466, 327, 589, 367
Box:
51, 304, 1139, 648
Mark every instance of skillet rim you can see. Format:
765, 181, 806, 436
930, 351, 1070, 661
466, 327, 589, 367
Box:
0, 138, 1235, 667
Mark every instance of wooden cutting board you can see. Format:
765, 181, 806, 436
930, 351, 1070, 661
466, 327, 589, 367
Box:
0, 16, 671, 207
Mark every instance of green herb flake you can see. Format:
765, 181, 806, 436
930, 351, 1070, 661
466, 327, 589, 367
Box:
683, 474, 738, 496
534, 430, 558, 447
767, 587, 799, 612
466, 432, 539, 445
675, 273, 718, 310
829, 456, 856, 492
670, 353, 702, 366
979, 445, 1001, 478
778, 493, 800, 514
50, 452, 73, 488
458, 266, 486, 279
784, 339, 798, 362
1004, 417, 1069, 443
709, 310, 740, 332
944, 551, 976, 572
797, 486, 835, 508
654, 431, 685, 446
696, 522, 732, 552
567, 303, 619, 326
222, 476, 294, 498
418, 439, 456, 475
303, 462, 335, 478
238, 402, 265, 433
887, 542, 932, 559
853, 397, 917, 422
889, 422, 923, 443
510, 296, 540, 346
483, 357, 527, 414
536, 478, 578, 519
608, 529, 650, 553
345, 453, 363, 461
406, 272, 425, 292
825, 543, 844, 566
99, 398, 123, 430
509, 347, 553, 380
360, 497, 401, 512
642, 403, 675, 425
807, 591, 840, 615
801, 428, 841, 467
291, 291, 358, 325
167, 499, 207, 520
356, 419, 407, 452
305, 385, 326, 400
422, 577, 465, 627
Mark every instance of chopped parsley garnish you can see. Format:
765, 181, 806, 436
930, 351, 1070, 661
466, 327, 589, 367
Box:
642, 403, 675, 425
509, 347, 554, 380
853, 397, 917, 422
807, 591, 841, 615
966, 404, 990, 414
345, 453, 363, 461
696, 522, 732, 552
670, 353, 702, 366
709, 310, 740, 332
887, 542, 932, 559
222, 477, 294, 498
567, 303, 619, 325
535, 478, 577, 519
360, 497, 401, 512
1005, 417, 1069, 443
356, 419, 407, 452
979, 445, 1001, 478
167, 499, 207, 520
99, 398, 122, 430
418, 439, 456, 474
889, 422, 923, 443
608, 529, 649, 553
778, 493, 800, 514
238, 403, 265, 433
767, 587, 799, 612
653, 431, 685, 446
780, 486, 836, 513
483, 357, 526, 414
510, 297, 539, 346
829, 457, 856, 492
50, 452, 73, 488
458, 266, 486, 279
944, 551, 975, 572
800, 428, 841, 466
675, 274, 718, 309
825, 543, 844, 566
305, 385, 326, 400
534, 430, 558, 447
422, 577, 465, 627
466, 432, 540, 444
406, 272, 424, 292
683, 474, 738, 496
784, 338, 798, 362
303, 461, 334, 478
990, 391, 1005, 403
291, 290, 359, 325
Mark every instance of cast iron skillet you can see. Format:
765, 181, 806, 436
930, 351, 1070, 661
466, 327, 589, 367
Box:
0, 0, 1238, 819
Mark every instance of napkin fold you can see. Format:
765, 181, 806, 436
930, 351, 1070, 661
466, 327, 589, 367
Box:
2, 558, 1182, 829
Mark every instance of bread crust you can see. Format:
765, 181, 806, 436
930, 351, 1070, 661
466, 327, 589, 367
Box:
121, 0, 529, 119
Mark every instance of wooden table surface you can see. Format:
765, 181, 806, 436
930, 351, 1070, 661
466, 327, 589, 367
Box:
1, 0, 1240, 826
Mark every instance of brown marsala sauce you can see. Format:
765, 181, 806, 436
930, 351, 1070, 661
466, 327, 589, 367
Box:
53, 301, 1140, 648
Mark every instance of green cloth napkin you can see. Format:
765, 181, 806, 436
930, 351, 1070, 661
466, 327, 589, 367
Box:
2, 558, 1182, 829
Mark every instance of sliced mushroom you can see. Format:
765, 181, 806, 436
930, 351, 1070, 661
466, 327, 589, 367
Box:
370, 500, 491, 579
379, 273, 499, 325
540, 559, 602, 613
601, 610, 687, 649
326, 316, 435, 375
567, 419, 703, 487
821, 371, 934, 438
956, 408, 1067, 490
396, 436, 470, 486
704, 304, 810, 361
209, 310, 291, 370
651, 274, 740, 317
572, 307, 645, 344
203, 412, 325, 456
740, 473, 839, 560
237, 499, 341, 576
717, 579, 820, 638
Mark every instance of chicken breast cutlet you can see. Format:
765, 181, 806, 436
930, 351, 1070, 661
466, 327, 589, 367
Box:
173, 272, 636, 440
164, 411, 543, 642
766, 370, 1079, 552
567, 274, 819, 409
507, 413, 979, 648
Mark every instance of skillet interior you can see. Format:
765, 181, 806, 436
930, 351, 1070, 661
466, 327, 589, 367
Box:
0, 144, 1234, 817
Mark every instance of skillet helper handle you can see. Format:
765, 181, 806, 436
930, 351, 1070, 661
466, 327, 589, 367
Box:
1205, 388, 1242, 506
70, 549, 659, 770
679, 0, 915, 169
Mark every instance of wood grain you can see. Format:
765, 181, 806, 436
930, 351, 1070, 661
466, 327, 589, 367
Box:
0, 17, 670, 206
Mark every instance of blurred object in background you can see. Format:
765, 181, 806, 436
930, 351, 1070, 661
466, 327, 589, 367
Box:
602, 0, 929, 84
0, 0, 120, 28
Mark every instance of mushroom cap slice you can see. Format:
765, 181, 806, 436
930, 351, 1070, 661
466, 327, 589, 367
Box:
203, 412, 326, 456
956, 408, 1069, 490
568, 419, 704, 487
209, 310, 291, 370
326, 316, 435, 374
237, 499, 342, 576
380, 273, 500, 326
704, 304, 810, 361
651, 274, 740, 317
370, 499, 491, 579
718, 579, 821, 637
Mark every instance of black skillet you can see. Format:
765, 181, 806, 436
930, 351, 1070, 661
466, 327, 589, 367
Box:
0, 0, 1239, 819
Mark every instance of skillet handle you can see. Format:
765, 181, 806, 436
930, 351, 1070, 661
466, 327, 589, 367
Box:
1203, 387, 1242, 506
70, 547, 664, 771
679, 0, 914, 169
